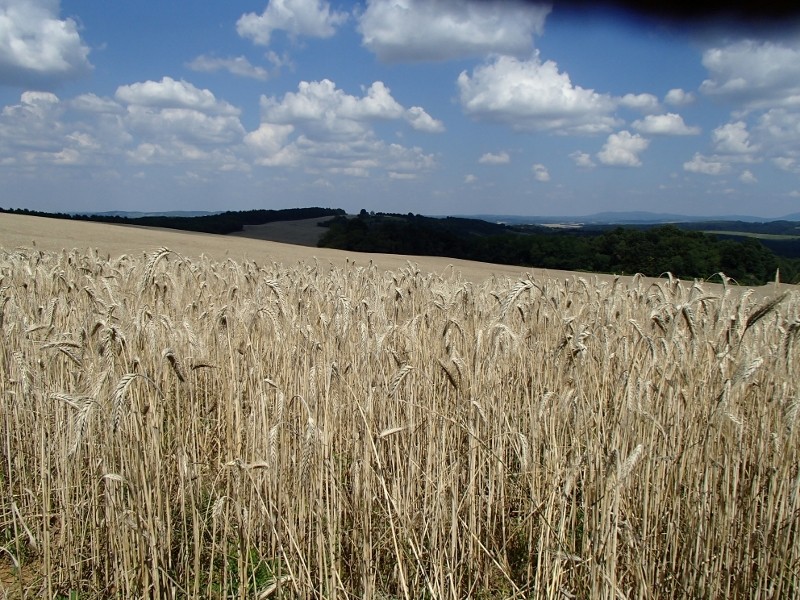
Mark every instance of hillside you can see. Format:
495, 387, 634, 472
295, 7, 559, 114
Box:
1, 212, 795, 300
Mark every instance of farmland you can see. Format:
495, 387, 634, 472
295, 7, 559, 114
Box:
1, 214, 799, 598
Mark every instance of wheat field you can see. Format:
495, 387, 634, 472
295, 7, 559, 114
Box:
1, 217, 799, 598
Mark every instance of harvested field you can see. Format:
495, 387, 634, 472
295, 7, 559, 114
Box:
0, 213, 799, 598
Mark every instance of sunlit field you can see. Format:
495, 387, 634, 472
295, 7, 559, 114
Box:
1, 239, 797, 599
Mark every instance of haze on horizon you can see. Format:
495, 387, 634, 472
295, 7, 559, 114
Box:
1, 0, 799, 219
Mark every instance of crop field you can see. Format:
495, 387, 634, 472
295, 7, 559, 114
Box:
1, 241, 799, 598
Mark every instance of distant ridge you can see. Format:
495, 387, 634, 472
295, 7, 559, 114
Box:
460, 211, 798, 225
84, 210, 220, 218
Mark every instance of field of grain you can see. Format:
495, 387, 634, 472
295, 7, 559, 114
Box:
1, 215, 799, 599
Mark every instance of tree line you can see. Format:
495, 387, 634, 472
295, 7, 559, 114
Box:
0, 206, 345, 235
318, 213, 798, 285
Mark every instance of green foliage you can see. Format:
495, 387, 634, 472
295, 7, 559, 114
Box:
319, 215, 794, 285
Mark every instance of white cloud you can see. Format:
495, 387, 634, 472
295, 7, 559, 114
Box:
405, 105, 445, 132
695, 39, 800, 180
678, 122, 761, 178
124, 106, 245, 145
244, 123, 296, 165
0, 90, 136, 168
619, 93, 660, 113
756, 108, 800, 149
739, 169, 757, 183
0, 0, 91, 86
700, 39, 800, 109
712, 121, 757, 154
632, 113, 700, 136
249, 79, 439, 177
125, 142, 246, 171
0, 91, 64, 153
464, 173, 477, 184
596, 131, 649, 167
115, 77, 240, 116
70, 93, 123, 114
664, 88, 695, 106
388, 171, 416, 180
531, 163, 550, 182
774, 156, 800, 173
109, 78, 249, 170
569, 150, 595, 168
260, 79, 441, 140
187, 55, 269, 80
683, 153, 730, 175
478, 151, 510, 165
18, 90, 59, 110
358, 0, 550, 63
458, 53, 619, 134
237, 0, 348, 46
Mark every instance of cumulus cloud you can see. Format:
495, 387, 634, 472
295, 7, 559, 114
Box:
405, 105, 445, 132
0, 91, 63, 152
260, 79, 441, 139
531, 163, 550, 182
618, 93, 660, 113
187, 55, 269, 80
0, 0, 91, 86
249, 79, 439, 177
632, 113, 700, 136
596, 131, 649, 167
700, 39, 800, 109
116, 77, 240, 115
125, 141, 244, 168
739, 169, 757, 183
458, 53, 619, 134
0, 90, 134, 168
712, 121, 758, 154
124, 106, 245, 145
359, 0, 550, 63
683, 153, 730, 175
774, 156, 800, 174
70, 93, 123, 114
755, 108, 800, 150
112, 77, 248, 170
664, 88, 695, 106
14, 90, 59, 110
679, 122, 761, 178
464, 173, 477, 184
244, 123, 298, 166
237, 0, 348, 46
0, 79, 250, 174
479, 151, 510, 165
570, 150, 595, 168
695, 38, 800, 178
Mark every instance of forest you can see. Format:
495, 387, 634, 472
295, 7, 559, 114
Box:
318, 212, 798, 285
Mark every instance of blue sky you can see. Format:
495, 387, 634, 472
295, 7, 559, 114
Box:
1, 1, 800, 218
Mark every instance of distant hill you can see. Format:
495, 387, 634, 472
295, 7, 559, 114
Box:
86, 210, 220, 218
462, 211, 792, 225
0, 206, 345, 236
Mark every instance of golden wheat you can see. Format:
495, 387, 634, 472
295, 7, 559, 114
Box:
0, 246, 798, 599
